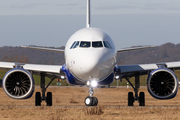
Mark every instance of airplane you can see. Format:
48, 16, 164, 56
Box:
0, 0, 180, 107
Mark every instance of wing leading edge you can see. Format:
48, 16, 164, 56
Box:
117, 61, 180, 78
21, 46, 65, 53
117, 46, 155, 53
0, 61, 64, 76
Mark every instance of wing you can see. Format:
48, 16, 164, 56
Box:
21, 46, 65, 53
116, 61, 180, 78
116, 61, 180, 102
0, 61, 65, 100
0, 61, 64, 77
117, 45, 155, 53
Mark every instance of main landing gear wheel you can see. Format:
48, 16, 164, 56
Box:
46, 92, 52, 106
139, 92, 145, 106
35, 92, 53, 106
128, 92, 134, 106
35, 92, 41, 106
85, 96, 98, 106
125, 74, 146, 107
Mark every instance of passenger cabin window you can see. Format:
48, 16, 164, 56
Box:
92, 41, 103, 48
70, 41, 76, 49
80, 41, 91, 47
103, 41, 112, 49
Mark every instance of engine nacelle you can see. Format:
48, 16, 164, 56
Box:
147, 68, 178, 99
2, 68, 34, 99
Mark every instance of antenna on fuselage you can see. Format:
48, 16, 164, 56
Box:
86, 0, 91, 28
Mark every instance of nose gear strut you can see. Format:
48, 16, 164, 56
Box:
84, 87, 98, 106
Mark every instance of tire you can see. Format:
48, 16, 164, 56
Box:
128, 92, 134, 106
46, 92, 52, 106
92, 97, 98, 106
84, 96, 93, 106
139, 92, 145, 106
35, 92, 41, 106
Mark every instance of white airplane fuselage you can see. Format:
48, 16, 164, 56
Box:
63, 28, 117, 85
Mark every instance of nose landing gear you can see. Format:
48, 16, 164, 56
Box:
84, 87, 98, 106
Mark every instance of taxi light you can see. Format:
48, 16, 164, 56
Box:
87, 81, 90, 86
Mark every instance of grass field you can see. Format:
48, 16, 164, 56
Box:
0, 87, 180, 120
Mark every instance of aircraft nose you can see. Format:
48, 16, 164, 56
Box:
71, 51, 103, 80
68, 48, 115, 81
79, 54, 100, 73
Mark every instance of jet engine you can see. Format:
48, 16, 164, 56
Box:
147, 68, 178, 99
2, 68, 34, 99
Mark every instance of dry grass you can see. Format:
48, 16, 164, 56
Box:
85, 106, 104, 115
69, 98, 78, 104
55, 98, 61, 103
0, 87, 180, 119
49, 108, 67, 120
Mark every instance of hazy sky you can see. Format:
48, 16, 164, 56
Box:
1, 0, 180, 15
0, 0, 180, 48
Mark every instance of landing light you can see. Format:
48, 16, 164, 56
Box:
61, 76, 65, 80
115, 76, 119, 80
91, 80, 98, 87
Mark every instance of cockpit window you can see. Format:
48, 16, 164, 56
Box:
92, 41, 103, 48
80, 41, 91, 47
103, 41, 112, 49
71, 41, 112, 49
103, 41, 109, 48
73, 41, 79, 48
70, 41, 76, 49
106, 41, 112, 49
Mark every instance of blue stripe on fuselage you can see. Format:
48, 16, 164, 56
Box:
62, 64, 114, 86
62, 64, 85, 85
98, 73, 114, 85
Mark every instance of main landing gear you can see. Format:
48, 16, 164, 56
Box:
125, 73, 145, 106
84, 87, 98, 106
35, 73, 56, 106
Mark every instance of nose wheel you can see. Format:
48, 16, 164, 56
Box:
85, 96, 98, 106
85, 87, 98, 106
